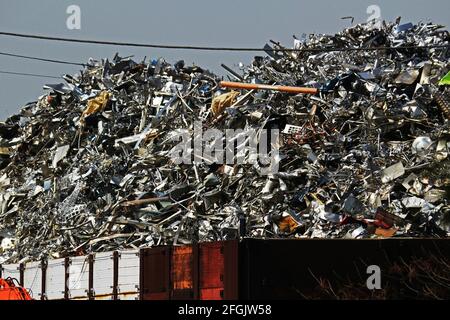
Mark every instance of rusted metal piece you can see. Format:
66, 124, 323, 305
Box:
220, 81, 319, 94
120, 197, 170, 207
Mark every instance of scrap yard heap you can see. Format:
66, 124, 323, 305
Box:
0, 19, 449, 264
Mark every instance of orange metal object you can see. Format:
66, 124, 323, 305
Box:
219, 81, 319, 94
0, 278, 33, 300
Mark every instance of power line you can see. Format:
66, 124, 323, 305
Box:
0, 51, 85, 66
0, 31, 449, 52
0, 70, 61, 79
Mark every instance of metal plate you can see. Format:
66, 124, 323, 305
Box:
199, 240, 239, 300
141, 246, 170, 300
199, 242, 224, 300
46, 258, 65, 300
67, 255, 89, 299
23, 261, 42, 299
92, 252, 114, 299
117, 250, 139, 298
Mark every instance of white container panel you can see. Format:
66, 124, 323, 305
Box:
1, 263, 20, 282
46, 258, 65, 300
24, 261, 42, 299
93, 251, 114, 299
117, 250, 139, 295
68, 255, 89, 299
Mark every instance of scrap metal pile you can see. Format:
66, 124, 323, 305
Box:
1, 19, 450, 263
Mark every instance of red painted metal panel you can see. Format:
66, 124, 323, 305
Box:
141, 247, 170, 300
199, 242, 224, 299
199, 240, 239, 300
171, 245, 196, 299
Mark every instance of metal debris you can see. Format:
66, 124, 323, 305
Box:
0, 19, 449, 263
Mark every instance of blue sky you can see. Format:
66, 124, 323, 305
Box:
0, 0, 448, 119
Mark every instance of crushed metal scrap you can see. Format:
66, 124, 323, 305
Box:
1, 19, 450, 263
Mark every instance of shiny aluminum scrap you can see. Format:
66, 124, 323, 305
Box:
1, 19, 450, 264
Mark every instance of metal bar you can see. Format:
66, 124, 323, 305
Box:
220, 64, 243, 81
121, 197, 170, 207
19, 263, 24, 286
113, 251, 119, 300
64, 258, 69, 300
88, 254, 94, 300
139, 248, 144, 301
41, 260, 47, 300
219, 81, 319, 94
